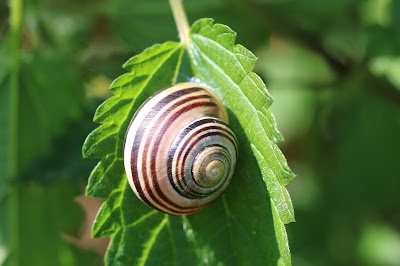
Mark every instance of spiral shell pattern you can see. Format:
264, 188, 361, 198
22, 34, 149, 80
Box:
124, 83, 238, 215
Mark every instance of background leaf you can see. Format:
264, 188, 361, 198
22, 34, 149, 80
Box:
0, 104, 102, 266
18, 51, 84, 171
0, 0, 98, 263
83, 18, 295, 265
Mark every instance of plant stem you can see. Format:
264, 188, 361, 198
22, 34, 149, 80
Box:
10, 0, 22, 175
169, 0, 190, 44
9, 0, 22, 264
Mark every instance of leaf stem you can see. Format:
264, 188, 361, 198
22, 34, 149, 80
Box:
169, 0, 190, 44
9, 0, 22, 264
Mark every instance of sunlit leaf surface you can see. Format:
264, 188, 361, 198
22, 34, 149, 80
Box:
83, 19, 295, 265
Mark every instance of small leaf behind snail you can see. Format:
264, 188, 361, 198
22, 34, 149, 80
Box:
124, 82, 238, 215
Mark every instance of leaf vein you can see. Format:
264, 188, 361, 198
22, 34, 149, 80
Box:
138, 215, 168, 266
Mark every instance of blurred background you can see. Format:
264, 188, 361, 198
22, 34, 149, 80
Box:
1, 0, 399, 265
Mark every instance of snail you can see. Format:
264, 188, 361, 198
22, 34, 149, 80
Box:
123, 82, 238, 215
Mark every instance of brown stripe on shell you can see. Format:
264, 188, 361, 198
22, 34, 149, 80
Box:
176, 132, 236, 197
167, 118, 227, 193
171, 122, 237, 192
124, 83, 237, 215
175, 130, 232, 193
131, 87, 222, 214
130, 86, 206, 214
140, 100, 217, 214
144, 101, 218, 213
175, 144, 230, 198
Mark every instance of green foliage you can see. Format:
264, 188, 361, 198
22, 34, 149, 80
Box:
1, 49, 85, 180
0, 48, 86, 262
2, 0, 400, 265
14, 181, 100, 266
83, 18, 295, 265
109, 0, 268, 51
290, 91, 400, 265
0, 1, 97, 265
358, 223, 400, 265
0, 111, 101, 266
18, 51, 84, 170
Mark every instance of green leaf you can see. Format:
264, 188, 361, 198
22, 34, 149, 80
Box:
189, 18, 295, 219
0, 50, 86, 177
1, 99, 103, 266
1, 43, 86, 265
13, 181, 100, 266
17, 51, 84, 171
369, 55, 400, 90
83, 18, 295, 265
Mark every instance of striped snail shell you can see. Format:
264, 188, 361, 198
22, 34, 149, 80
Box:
123, 82, 238, 215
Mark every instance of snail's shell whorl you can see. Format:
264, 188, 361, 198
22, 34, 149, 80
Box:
123, 82, 238, 215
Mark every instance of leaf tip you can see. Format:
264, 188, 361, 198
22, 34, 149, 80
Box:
122, 41, 180, 71
190, 18, 214, 34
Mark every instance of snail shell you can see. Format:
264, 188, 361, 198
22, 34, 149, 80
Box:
123, 82, 238, 215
